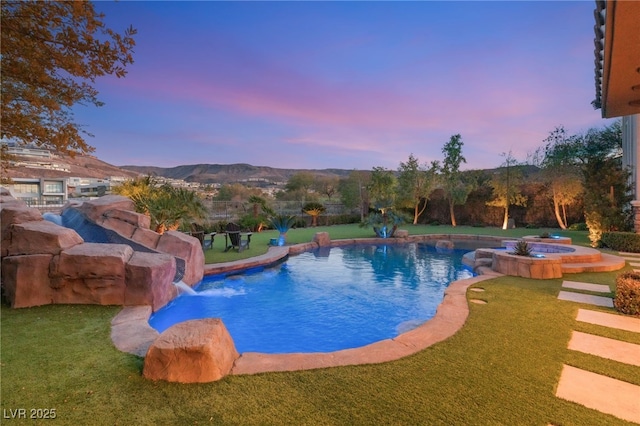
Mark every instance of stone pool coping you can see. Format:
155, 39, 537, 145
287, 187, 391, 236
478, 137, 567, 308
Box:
110, 236, 505, 374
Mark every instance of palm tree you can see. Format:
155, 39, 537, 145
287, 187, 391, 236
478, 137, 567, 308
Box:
112, 177, 207, 234
302, 202, 325, 227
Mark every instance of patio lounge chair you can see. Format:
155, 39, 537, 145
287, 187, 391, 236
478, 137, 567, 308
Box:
191, 223, 213, 250
225, 222, 251, 252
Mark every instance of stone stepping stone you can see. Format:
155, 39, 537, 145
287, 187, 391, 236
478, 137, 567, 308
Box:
469, 288, 485, 292
576, 309, 640, 333
618, 251, 640, 257
556, 364, 640, 424
557, 291, 613, 307
562, 280, 610, 294
469, 299, 487, 304
620, 256, 640, 261
568, 331, 640, 367
627, 262, 640, 268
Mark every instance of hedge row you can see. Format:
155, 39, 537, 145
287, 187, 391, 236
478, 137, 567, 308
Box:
600, 232, 640, 253
615, 272, 640, 316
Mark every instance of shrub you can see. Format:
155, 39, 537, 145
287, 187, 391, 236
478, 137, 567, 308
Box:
214, 220, 229, 233
568, 223, 588, 231
614, 272, 640, 316
511, 240, 532, 257
239, 214, 267, 232
327, 214, 361, 226
600, 232, 640, 253
269, 214, 296, 234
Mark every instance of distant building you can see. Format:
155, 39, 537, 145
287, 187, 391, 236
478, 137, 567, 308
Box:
4, 177, 67, 207
67, 177, 111, 198
2, 141, 53, 159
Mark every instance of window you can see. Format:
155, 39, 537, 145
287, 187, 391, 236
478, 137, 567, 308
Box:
13, 183, 39, 194
44, 181, 63, 193
43, 195, 63, 205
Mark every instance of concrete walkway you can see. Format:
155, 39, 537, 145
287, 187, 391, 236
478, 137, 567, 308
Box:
556, 266, 640, 424
619, 252, 640, 273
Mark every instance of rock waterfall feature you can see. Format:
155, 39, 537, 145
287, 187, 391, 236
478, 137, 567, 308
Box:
1, 190, 204, 311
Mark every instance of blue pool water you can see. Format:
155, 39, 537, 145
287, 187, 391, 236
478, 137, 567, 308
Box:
149, 243, 474, 354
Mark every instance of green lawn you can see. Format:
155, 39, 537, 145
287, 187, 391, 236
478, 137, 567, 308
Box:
205, 223, 591, 264
2, 226, 638, 425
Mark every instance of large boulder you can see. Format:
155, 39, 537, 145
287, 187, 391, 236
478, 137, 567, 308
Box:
4, 220, 83, 257
312, 232, 331, 247
74, 195, 135, 223
0, 204, 45, 256
125, 251, 177, 311
131, 227, 161, 249
50, 243, 134, 305
143, 319, 239, 383
156, 231, 204, 285
1, 254, 54, 308
97, 208, 152, 239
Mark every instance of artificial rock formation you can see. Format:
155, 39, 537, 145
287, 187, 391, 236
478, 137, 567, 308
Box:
70, 195, 204, 286
0, 192, 201, 310
312, 232, 331, 247
143, 319, 239, 383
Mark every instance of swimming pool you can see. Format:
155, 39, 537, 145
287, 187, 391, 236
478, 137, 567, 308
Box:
149, 243, 474, 354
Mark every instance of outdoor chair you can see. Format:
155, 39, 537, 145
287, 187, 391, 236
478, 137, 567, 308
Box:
224, 222, 251, 252
190, 223, 213, 250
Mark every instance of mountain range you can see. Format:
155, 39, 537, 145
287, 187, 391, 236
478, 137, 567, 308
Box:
6, 150, 356, 184
8, 151, 529, 185
119, 163, 356, 184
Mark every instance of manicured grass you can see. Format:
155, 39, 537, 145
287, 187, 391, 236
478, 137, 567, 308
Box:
205, 224, 589, 264
2, 226, 637, 424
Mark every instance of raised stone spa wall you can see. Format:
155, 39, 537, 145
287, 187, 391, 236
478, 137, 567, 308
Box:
487, 241, 622, 278
0, 190, 203, 310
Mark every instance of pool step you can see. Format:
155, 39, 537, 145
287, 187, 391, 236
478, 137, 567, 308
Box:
560, 253, 626, 273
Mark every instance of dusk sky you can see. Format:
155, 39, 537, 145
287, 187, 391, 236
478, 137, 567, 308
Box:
77, 1, 612, 172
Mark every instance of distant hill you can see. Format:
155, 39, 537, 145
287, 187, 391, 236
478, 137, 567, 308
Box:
6, 152, 141, 180
120, 163, 357, 184
5, 148, 539, 186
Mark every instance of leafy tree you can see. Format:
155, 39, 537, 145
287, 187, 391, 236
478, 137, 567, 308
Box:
441, 134, 472, 226
570, 121, 632, 244
1, 1, 136, 158
314, 176, 339, 200
396, 154, 439, 225
338, 170, 371, 220
214, 183, 261, 201
368, 167, 396, 214
284, 172, 315, 200
487, 151, 527, 229
1, 145, 17, 184
532, 126, 583, 229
